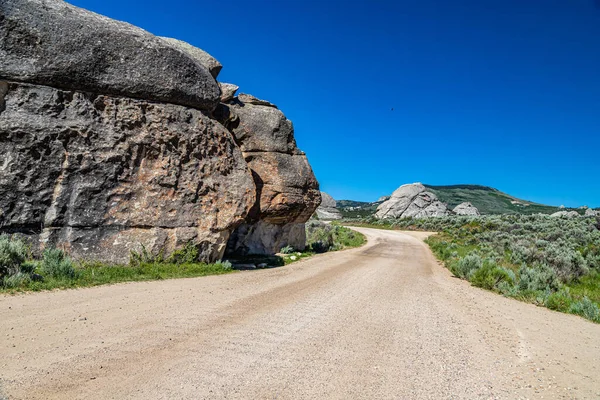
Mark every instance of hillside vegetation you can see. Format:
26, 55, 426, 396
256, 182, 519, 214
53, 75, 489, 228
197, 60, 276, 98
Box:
424, 184, 564, 215
337, 184, 587, 218
348, 214, 600, 323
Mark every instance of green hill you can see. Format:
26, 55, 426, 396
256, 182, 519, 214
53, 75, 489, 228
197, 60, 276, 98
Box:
423, 184, 562, 215
337, 184, 582, 217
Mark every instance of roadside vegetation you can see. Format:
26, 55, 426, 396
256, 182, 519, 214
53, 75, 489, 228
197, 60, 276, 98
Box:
0, 236, 233, 293
0, 224, 365, 293
346, 215, 600, 323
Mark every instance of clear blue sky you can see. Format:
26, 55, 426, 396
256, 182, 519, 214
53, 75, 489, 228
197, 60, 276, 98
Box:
70, 0, 600, 207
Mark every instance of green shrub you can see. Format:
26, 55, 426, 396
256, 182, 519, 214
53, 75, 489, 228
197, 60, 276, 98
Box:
130, 244, 162, 266
518, 263, 560, 292
470, 263, 514, 290
215, 260, 232, 270
2, 271, 32, 288
0, 235, 29, 279
545, 288, 573, 312
497, 280, 519, 297
306, 221, 334, 251
167, 243, 199, 264
569, 297, 600, 322
310, 240, 330, 254
280, 245, 295, 254
452, 253, 482, 279
41, 248, 76, 279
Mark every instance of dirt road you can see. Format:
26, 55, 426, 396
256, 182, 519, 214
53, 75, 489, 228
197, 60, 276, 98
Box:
1, 227, 599, 399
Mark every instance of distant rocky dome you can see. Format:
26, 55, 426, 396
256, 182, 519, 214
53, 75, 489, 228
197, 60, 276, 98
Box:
315, 192, 342, 220
453, 202, 480, 216
375, 183, 451, 219
378, 196, 391, 202
551, 211, 580, 218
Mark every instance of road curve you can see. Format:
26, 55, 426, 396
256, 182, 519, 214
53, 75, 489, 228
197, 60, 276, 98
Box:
1, 227, 599, 399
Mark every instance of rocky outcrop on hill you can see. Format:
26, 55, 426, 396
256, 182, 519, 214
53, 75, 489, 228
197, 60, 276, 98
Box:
315, 193, 342, 220
375, 183, 451, 219
550, 211, 580, 218
0, 0, 320, 262
585, 209, 600, 217
453, 202, 480, 216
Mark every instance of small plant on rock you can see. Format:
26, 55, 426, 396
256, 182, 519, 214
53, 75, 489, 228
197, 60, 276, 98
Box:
280, 245, 295, 254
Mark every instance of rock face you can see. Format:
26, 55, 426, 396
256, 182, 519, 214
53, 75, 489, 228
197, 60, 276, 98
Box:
453, 202, 480, 216
0, 0, 319, 262
0, 0, 220, 111
375, 183, 451, 219
216, 95, 321, 255
0, 82, 255, 262
219, 83, 239, 103
585, 209, 600, 217
160, 37, 223, 79
316, 192, 342, 220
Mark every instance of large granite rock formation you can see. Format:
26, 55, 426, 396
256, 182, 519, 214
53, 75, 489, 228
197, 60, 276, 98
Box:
550, 211, 580, 218
375, 183, 451, 219
315, 192, 342, 220
0, 0, 220, 111
216, 95, 321, 254
0, 81, 255, 262
453, 202, 480, 216
0, 0, 319, 262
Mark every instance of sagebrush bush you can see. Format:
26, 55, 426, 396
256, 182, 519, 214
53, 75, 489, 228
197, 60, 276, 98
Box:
306, 221, 334, 251
470, 263, 514, 290
545, 288, 573, 312
0, 235, 29, 279
279, 245, 295, 254
453, 253, 482, 279
41, 248, 76, 279
2, 271, 32, 288
569, 297, 600, 322
215, 260, 232, 270
518, 263, 560, 292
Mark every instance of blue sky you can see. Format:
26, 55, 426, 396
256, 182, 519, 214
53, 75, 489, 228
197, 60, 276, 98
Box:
70, 0, 600, 207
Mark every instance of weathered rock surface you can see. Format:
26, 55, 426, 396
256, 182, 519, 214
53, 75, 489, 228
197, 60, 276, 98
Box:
237, 93, 277, 108
160, 37, 223, 79
226, 221, 307, 256
219, 83, 239, 103
316, 192, 342, 220
0, 0, 220, 111
585, 209, 600, 217
0, 81, 255, 262
453, 202, 480, 216
375, 183, 451, 219
218, 94, 321, 255
550, 211, 580, 218
0, 0, 320, 263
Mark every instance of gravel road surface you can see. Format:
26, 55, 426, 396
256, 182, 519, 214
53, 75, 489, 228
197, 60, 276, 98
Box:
1, 227, 599, 399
